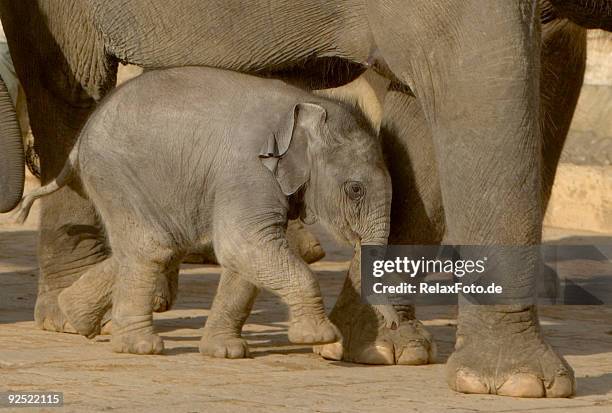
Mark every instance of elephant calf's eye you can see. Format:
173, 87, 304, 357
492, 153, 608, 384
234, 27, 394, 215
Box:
344, 181, 365, 201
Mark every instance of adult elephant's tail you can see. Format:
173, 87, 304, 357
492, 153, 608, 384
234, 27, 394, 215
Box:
0, 74, 24, 213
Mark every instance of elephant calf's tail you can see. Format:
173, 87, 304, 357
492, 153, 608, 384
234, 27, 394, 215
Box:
9, 149, 77, 224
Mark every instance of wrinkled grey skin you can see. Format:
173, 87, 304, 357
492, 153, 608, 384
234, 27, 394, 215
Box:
183, 219, 326, 265
1, 0, 609, 398
0, 75, 23, 212
12, 67, 394, 355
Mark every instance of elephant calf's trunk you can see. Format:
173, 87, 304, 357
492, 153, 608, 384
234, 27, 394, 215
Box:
353, 235, 399, 329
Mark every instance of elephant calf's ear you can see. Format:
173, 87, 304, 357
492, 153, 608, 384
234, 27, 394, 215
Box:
259, 103, 327, 196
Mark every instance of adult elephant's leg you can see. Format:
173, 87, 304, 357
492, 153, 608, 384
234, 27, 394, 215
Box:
15, 78, 114, 332
2, 3, 185, 333
0, 2, 117, 332
540, 20, 587, 210
535, 21, 586, 301
27, 95, 110, 332
383, 86, 445, 351
381, 85, 444, 245
370, 0, 574, 397
316, 85, 441, 365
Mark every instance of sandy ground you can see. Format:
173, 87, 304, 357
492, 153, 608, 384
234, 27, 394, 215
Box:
0, 175, 611, 412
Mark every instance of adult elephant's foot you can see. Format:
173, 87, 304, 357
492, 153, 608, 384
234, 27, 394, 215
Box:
58, 286, 106, 338
56, 260, 118, 338
112, 333, 164, 355
34, 290, 77, 334
447, 306, 574, 398
314, 302, 436, 365
59, 277, 173, 338
100, 318, 113, 335
199, 330, 250, 359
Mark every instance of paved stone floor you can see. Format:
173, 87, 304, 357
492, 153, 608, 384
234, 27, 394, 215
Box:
0, 177, 611, 412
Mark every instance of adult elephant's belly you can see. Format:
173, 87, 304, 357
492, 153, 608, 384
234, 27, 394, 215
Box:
546, 0, 612, 31
90, 0, 373, 73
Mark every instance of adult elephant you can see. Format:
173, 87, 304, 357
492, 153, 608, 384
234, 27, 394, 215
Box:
0, 0, 608, 398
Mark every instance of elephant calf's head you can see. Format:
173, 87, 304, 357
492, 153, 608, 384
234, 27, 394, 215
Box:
260, 100, 392, 247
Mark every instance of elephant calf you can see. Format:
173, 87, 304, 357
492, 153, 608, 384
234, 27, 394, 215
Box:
12, 67, 394, 355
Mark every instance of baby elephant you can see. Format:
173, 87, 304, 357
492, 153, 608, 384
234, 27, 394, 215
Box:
13, 67, 393, 355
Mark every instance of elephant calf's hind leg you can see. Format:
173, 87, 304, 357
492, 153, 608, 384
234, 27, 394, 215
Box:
200, 269, 258, 359
108, 237, 179, 355
111, 258, 167, 355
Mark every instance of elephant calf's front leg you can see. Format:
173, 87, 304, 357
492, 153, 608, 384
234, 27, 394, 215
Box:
211, 218, 341, 350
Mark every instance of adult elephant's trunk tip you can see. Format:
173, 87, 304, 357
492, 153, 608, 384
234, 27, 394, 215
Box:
0, 75, 24, 213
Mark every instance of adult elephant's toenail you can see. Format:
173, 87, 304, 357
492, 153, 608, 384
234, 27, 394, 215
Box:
314, 342, 344, 361
497, 373, 545, 398
356, 343, 395, 365
396, 345, 430, 365
545, 374, 575, 398
453, 369, 490, 394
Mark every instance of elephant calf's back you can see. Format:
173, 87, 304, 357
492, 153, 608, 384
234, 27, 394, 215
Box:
75, 67, 307, 241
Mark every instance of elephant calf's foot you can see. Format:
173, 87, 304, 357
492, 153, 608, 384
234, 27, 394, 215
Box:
288, 316, 341, 345
111, 333, 164, 355
34, 290, 77, 334
199, 331, 250, 359
447, 308, 574, 398
286, 220, 325, 264
315, 303, 436, 365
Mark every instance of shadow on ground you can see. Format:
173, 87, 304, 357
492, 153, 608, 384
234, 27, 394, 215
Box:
576, 372, 612, 397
